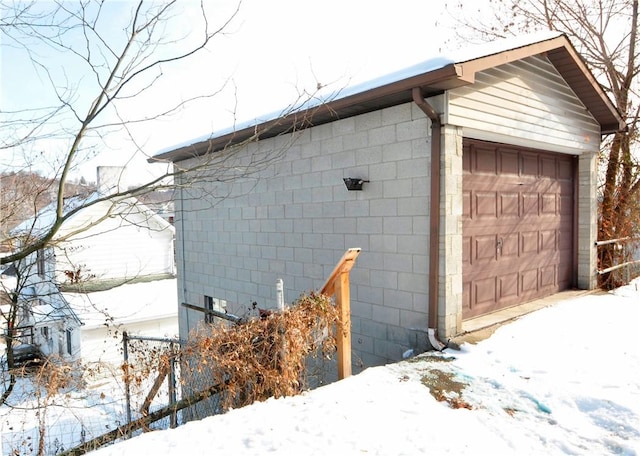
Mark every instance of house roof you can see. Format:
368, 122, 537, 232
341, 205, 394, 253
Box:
152, 31, 625, 164
11, 192, 100, 238
0, 289, 83, 326
64, 278, 177, 330
1, 263, 17, 277
11, 191, 174, 240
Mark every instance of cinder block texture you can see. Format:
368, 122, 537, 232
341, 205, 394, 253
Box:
176, 102, 433, 367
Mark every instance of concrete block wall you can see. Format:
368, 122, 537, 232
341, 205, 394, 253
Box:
439, 125, 464, 338
577, 149, 598, 289
174, 101, 435, 368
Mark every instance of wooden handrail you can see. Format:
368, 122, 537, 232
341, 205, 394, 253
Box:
320, 248, 361, 296
320, 248, 361, 379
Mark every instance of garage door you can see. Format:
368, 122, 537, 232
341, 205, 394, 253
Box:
462, 139, 575, 319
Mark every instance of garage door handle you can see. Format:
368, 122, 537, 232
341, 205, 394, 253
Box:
497, 238, 503, 255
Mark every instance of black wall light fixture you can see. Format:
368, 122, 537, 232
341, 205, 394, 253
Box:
343, 177, 369, 191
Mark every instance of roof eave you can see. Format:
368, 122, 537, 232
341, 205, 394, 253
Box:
153, 34, 625, 164
545, 40, 624, 136
151, 63, 465, 163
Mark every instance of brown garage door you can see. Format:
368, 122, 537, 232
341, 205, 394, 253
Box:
462, 139, 575, 319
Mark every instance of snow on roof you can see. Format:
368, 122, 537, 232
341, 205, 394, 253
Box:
30, 302, 78, 325
11, 191, 173, 241
0, 291, 82, 326
155, 56, 455, 155
11, 192, 100, 239
156, 31, 563, 156
63, 278, 178, 330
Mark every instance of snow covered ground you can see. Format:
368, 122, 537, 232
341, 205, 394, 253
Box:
91, 279, 640, 456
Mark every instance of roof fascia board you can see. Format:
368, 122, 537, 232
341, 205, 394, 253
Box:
457, 35, 569, 76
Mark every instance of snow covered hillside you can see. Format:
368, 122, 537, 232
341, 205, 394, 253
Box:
92, 279, 640, 456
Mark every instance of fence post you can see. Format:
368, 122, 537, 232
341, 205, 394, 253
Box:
168, 346, 177, 428
122, 331, 132, 431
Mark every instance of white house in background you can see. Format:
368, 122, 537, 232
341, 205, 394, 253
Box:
6, 167, 177, 363
1, 247, 83, 363
63, 278, 178, 375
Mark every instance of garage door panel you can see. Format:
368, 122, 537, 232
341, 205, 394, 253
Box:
558, 228, 573, 251
522, 193, 539, 215
521, 231, 539, 254
463, 235, 472, 265
522, 153, 539, 176
476, 148, 497, 173
475, 235, 497, 261
541, 193, 557, 215
500, 151, 519, 175
462, 281, 471, 310
476, 192, 497, 217
462, 149, 472, 172
540, 265, 557, 288
558, 261, 572, 287
540, 230, 557, 252
500, 233, 519, 258
559, 194, 572, 215
500, 193, 519, 217
463, 139, 575, 319
475, 278, 497, 304
559, 159, 573, 180
541, 157, 557, 178
521, 269, 539, 292
498, 272, 519, 300
463, 191, 472, 218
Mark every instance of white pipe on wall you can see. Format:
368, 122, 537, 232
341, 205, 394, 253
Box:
276, 278, 285, 311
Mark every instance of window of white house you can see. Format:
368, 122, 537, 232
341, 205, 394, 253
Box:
66, 329, 73, 355
41, 326, 50, 340
19, 303, 32, 322
36, 249, 45, 278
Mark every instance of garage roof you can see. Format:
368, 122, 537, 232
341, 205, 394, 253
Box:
153, 32, 625, 163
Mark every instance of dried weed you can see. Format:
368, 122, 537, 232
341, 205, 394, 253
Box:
181, 293, 339, 411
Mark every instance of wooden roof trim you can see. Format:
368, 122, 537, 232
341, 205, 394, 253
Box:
546, 45, 625, 134
455, 35, 570, 77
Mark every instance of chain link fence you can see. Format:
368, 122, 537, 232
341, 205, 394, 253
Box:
0, 333, 180, 455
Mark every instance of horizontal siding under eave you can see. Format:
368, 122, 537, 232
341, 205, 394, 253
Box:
447, 55, 600, 154
473, 66, 595, 122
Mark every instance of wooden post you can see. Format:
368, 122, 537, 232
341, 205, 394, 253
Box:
321, 248, 361, 380
334, 269, 352, 379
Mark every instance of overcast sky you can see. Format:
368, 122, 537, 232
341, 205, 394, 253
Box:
0, 0, 480, 183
